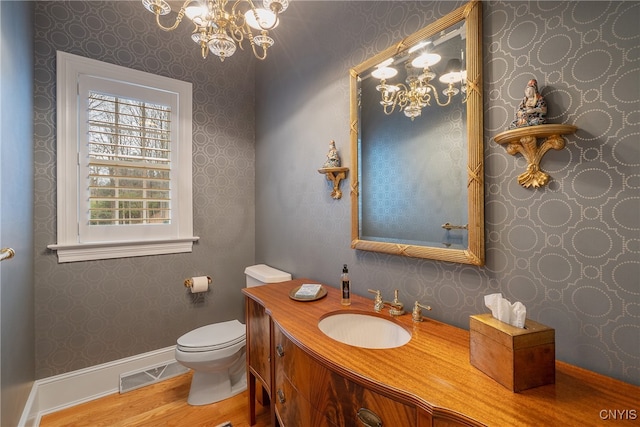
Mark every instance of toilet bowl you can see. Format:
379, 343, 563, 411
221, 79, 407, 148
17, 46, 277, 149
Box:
175, 264, 292, 405
175, 320, 247, 405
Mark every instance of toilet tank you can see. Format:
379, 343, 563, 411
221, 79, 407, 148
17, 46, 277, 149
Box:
244, 264, 292, 288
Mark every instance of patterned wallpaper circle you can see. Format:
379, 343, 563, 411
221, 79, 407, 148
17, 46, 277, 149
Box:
256, 1, 638, 385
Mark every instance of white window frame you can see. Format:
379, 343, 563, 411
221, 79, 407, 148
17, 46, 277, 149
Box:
49, 51, 198, 262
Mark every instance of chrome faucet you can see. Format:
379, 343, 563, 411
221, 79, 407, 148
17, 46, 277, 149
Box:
412, 301, 432, 322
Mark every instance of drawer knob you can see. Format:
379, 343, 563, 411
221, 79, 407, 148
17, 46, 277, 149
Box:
357, 408, 382, 427
277, 388, 286, 403
276, 344, 285, 357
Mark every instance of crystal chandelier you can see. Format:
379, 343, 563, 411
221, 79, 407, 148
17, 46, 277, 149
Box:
371, 51, 465, 121
142, 0, 289, 62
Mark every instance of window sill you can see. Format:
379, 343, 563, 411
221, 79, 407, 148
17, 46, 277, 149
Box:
47, 237, 200, 263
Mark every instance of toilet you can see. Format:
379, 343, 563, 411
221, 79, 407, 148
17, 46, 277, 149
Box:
174, 264, 292, 405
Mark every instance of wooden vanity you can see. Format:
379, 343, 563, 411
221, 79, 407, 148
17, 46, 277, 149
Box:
243, 279, 639, 426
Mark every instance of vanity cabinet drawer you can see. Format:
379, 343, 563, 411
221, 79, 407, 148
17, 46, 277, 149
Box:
274, 324, 313, 426
310, 365, 417, 426
274, 375, 312, 427
273, 322, 318, 399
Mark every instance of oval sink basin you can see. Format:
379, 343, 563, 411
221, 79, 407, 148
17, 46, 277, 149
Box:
318, 312, 411, 349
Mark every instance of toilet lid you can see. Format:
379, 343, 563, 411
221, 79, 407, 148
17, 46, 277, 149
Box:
177, 320, 246, 352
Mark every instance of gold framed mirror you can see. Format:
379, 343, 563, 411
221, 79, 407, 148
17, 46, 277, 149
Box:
349, 1, 484, 265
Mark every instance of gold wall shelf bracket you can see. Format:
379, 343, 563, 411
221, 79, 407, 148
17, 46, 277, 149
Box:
318, 167, 349, 199
494, 124, 577, 188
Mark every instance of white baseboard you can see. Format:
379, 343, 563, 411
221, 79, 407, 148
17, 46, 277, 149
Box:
19, 346, 178, 427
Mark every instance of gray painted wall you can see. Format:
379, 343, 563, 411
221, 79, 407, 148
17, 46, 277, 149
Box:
1, 2, 36, 425
256, 1, 639, 386
33, 1, 256, 378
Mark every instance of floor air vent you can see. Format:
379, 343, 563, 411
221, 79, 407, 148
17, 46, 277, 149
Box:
119, 361, 189, 394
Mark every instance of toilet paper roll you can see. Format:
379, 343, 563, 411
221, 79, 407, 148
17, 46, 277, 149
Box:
190, 276, 210, 293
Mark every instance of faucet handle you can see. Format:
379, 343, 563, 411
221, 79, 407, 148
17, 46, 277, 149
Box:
412, 301, 432, 322
368, 289, 384, 312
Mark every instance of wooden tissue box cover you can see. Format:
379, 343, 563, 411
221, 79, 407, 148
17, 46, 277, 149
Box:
469, 313, 555, 392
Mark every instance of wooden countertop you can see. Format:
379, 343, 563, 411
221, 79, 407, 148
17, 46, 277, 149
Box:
243, 279, 639, 426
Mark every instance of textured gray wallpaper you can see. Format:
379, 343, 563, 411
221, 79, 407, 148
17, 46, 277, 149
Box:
33, 1, 256, 378
256, 1, 639, 385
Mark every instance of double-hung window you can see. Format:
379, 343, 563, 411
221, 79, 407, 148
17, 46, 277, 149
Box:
50, 52, 198, 262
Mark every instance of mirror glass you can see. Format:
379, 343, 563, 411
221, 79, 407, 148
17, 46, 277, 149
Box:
350, 1, 484, 265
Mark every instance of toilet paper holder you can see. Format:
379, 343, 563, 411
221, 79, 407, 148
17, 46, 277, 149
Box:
184, 276, 213, 289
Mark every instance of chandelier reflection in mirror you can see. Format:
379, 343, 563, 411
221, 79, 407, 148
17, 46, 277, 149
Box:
371, 33, 466, 121
142, 0, 289, 61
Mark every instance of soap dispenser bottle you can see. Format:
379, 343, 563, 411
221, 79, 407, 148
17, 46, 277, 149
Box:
341, 264, 351, 306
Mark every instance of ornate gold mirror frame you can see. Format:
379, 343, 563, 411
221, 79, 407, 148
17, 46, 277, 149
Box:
349, 1, 484, 265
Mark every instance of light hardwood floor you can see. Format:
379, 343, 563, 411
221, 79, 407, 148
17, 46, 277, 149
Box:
39, 372, 271, 427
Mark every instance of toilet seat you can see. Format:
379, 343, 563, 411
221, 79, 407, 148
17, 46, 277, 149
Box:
177, 320, 246, 353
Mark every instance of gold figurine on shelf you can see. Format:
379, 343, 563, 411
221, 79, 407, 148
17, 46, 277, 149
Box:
318, 140, 348, 199
509, 79, 547, 129
322, 140, 341, 168
494, 78, 577, 188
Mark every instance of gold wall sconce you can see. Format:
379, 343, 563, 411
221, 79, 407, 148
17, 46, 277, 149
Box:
318, 167, 349, 199
494, 124, 577, 188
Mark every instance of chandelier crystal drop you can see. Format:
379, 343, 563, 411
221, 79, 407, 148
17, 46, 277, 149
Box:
208, 32, 237, 61
142, 0, 289, 62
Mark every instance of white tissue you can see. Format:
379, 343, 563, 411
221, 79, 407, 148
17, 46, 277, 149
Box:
484, 293, 526, 328
511, 301, 526, 329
